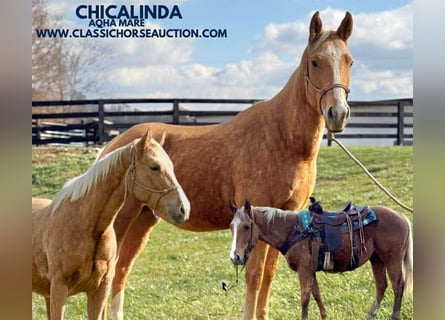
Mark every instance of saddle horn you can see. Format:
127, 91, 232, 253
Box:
309, 196, 323, 214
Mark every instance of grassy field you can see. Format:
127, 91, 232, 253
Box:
32, 145, 413, 319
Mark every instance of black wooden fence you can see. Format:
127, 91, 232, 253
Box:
32, 98, 413, 146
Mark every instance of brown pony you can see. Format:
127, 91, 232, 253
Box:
98, 11, 354, 320
229, 200, 413, 320
32, 131, 190, 320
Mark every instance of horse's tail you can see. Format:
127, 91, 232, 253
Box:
402, 214, 413, 296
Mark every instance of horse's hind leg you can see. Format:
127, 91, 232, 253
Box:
311, 275, 327, 319
110, 208, 160, 320
386, 256, 406, 320
367, 254, 387, 319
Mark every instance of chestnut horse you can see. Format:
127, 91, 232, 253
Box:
32, 131, 190, 320
99, 11, 354, 320
229, 200, 413, 320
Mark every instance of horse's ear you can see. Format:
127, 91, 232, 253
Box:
336, 11, 353, 42
309, 11, 323, 43
159, 131, 167, 146
244, 199, 252, 218
229, 201, 237, 214
141, 129, 152, 143
137, 129, 153, 151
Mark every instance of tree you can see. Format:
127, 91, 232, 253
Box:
32, 0, 110, 100
62, 39, 109, 100
32, 0, 66, 100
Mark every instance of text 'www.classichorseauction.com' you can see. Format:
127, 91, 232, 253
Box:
35, 28, 228, 39
34, 3, 228, 39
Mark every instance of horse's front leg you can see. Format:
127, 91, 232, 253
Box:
297, 268, 314, 320
256, 246, 280, 320
45, 296, 51, 320
110, 208, 160, 320
49, 273, 68, 320
87, 277, 113, 320
243, 241, 269, 320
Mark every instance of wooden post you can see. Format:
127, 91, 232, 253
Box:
35, 119, 41, 145
173, 99, 180, 124
98, 100, 105, 145
396, 101, 405, 145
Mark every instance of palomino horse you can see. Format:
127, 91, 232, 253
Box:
229, 199, 413, 320
99, 11, 354, 320
32, 131, 190, 320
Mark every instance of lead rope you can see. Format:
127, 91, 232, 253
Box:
327, 132, 413, 213
222, 264, 246, 292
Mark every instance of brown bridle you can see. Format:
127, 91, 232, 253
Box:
126, 145, 178, 213
304, 61, 350, 115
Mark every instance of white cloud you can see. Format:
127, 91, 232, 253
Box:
44, 1, 412, 101
248, 5, 413, 100
351, 65, 413, 99
351, 4, 412, 50
109, 52, 292, 101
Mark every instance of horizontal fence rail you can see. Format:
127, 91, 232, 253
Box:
32, 98, 413, 146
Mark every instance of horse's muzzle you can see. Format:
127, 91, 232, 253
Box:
168, 204, 190, 224
231, 254, 248, 266
324, 103, 350, 133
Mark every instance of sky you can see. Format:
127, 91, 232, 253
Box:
44, 0, 413, 103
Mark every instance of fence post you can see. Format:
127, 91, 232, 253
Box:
98, 100, 105, 145
173, 99, 180, 124
35, 119, 41, 145
396, 101, 405, 146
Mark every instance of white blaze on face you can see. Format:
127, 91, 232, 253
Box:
326, 43, 348, 104
157, 147, 191, 215
168, 167, 191, 214
229, 215, 241, 261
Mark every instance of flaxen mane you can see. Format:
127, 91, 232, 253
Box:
51, 141, 136, 211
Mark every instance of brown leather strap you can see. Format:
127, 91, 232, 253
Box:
305, 71, 350, 114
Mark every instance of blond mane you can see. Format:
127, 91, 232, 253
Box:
51, 140, 138, 212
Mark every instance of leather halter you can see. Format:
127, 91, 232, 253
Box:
126, 145, 178, 213
304, 61, 350, 115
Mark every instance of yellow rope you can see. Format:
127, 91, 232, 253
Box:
327, 132, 413, 213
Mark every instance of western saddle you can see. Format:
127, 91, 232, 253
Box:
308, 197, 377, 271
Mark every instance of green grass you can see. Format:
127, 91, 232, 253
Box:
32, 146, 413, 319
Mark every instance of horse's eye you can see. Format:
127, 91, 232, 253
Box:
150, 164, 161, 171
311, 60, 319, 68
350, 61, 354, 67
244, 225, 250, 231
